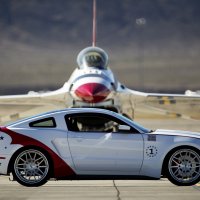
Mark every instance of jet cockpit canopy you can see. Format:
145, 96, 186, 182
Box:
77, 46, 108, 69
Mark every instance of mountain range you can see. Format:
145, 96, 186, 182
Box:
0, 0, 200, 94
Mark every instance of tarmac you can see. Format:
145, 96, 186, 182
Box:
0, 176, 199, 200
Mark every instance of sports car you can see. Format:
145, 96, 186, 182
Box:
0, 108, 200, 187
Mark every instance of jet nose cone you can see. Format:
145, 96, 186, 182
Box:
75, 83, 110, 103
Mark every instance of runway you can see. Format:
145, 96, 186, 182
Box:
0, 176, 200, 200
136, 118, 200, 132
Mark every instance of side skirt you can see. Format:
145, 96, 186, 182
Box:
56, 175, 160, 181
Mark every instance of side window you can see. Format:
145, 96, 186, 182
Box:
65, 113, 138, 133
29, 117, 56, 128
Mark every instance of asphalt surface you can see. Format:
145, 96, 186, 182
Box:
0, 176, 200, 200
137, 118, 200, 132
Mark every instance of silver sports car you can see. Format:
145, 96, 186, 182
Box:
0, 108, 200, 187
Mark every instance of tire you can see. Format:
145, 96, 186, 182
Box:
166, 148, 200, 186
12, 149, 51, 187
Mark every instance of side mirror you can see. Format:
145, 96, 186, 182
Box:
118, 125, 131, 132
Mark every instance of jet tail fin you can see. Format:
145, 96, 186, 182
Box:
92, 0, 97, 47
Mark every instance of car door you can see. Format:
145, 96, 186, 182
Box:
66, 112, 144, 174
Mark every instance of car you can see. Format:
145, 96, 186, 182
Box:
0, 108, 200, 187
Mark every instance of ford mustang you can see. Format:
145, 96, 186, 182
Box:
0, 108, 200, 187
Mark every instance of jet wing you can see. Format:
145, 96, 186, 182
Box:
116, 89, 200, 120
0, 86, 72, 125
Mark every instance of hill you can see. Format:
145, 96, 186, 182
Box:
0, 0, 200, 94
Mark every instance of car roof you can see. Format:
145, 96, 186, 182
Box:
6, 108, 114, 127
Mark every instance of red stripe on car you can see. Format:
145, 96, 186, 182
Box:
0, 127, 76, 178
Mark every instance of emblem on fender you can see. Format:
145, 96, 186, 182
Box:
146, 146, 158, 157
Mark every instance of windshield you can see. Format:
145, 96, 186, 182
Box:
83, 52, 106, 69
77, 47, 108, 69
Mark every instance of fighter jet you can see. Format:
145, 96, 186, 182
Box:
0, 0, 200, 124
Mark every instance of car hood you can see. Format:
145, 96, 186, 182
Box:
153, 129, 200, 139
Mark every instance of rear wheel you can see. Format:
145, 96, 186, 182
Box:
167, 148, 200, 186
12, 149, 50, 187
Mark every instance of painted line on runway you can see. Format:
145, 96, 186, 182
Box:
193, 184, 200, 191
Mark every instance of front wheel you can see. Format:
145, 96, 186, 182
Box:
167, 148, 200, 186
12, 149, 51, 187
